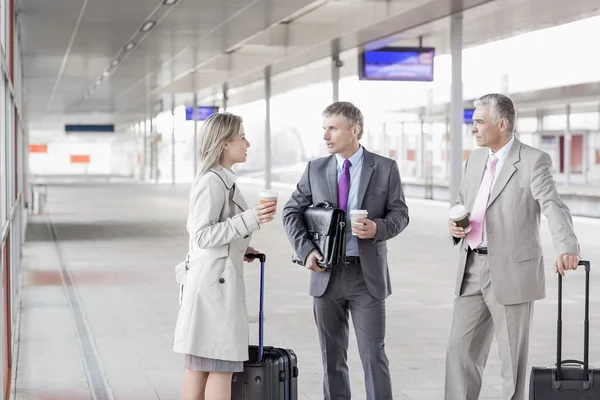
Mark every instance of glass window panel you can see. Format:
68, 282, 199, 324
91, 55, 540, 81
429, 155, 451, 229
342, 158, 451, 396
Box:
0, 0, 6, 53
543, 115, 567, 131
1, 78, 5, 226
570, 113, 600, 131
516, 117, 538, 133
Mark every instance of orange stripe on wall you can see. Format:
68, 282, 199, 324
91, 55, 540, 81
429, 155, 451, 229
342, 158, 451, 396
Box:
29, 144, 48, 153
70, 155, 90, 164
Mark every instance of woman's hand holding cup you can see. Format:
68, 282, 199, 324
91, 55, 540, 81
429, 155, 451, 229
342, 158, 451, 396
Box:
253, 190, 278, 225
252, 201, 276, 224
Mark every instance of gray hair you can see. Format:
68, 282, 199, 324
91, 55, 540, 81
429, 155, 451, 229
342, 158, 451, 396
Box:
474, 93, 517, 134
197, 112, 243, 176
322, 101, 364, 140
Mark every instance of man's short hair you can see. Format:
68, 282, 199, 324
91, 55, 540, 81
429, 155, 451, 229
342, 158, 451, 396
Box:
474, 93, 517, 134
322, 101, 364, 140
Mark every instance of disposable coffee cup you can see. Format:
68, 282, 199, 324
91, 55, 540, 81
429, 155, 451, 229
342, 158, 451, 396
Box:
258, 190, 278, 213
350, 210, 369, 236
449, 204, 471, 233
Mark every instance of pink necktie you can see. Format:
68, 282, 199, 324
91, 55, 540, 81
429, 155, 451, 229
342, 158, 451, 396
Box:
467, 155, 499, 249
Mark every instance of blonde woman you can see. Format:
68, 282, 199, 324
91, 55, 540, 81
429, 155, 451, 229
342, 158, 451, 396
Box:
173, 112, 276, 400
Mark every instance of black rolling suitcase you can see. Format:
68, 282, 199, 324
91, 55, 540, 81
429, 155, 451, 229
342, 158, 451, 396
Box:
231, 253, 299, 400
529, 260, 599, 399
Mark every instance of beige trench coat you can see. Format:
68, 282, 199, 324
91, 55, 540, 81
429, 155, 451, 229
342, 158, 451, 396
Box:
173, 165, 260, 361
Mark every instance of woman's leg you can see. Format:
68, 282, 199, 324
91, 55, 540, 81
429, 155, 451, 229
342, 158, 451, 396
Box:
204, 372, 234, 400
181, 369, 209, 400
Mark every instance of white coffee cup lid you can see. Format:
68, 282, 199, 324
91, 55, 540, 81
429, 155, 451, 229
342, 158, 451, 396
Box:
449, 204, 467, 219
350, 209, 368, 214
259, 190, 278, 197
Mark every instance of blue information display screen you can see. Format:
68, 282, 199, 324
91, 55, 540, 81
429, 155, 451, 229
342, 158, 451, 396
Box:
185, 106, 219, 121
463, 109, 475, 124
359, 47, 435, 82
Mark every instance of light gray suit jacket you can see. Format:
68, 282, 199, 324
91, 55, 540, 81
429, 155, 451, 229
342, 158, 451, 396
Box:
453, 138, 580, 305
283, 148, 409, 300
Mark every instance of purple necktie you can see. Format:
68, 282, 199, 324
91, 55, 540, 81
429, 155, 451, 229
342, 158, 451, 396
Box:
338, 159, 352, 212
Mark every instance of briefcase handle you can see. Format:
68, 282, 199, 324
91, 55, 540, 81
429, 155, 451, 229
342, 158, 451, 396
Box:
556, 259, 591, 381
245, 253, 266, 362
313, 201, 334, 209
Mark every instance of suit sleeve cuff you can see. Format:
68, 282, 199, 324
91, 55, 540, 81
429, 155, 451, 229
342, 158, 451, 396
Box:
374, 219, 386, 241
232, 209, 260, 236
298, 242, 315, 264
556, 243, 580, 257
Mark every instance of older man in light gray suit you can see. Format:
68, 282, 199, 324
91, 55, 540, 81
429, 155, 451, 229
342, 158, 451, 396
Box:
446, 93, 581, 400
283, 101, 409, 400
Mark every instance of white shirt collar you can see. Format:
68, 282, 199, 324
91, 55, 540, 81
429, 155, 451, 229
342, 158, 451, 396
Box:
489, 135, 515, 163
335, 145, 364, 168
218, 164, 238, 183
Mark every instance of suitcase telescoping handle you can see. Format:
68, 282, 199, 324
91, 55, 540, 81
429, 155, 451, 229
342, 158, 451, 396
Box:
245, 253, 266, 362
556, 259, 590, 382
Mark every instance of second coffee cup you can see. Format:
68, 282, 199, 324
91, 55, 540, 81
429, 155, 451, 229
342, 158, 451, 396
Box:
350, 210, 369, 236
449, 204, 471, 233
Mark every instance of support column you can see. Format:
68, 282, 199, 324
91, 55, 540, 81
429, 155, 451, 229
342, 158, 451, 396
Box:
564, 104, 571, 187
501, 74, 509, 94
445, 115, 450, 180
222, 83, 228, 111
380, 124, 388, 158
265, 66, 272, 189
152, 100, 162, 183
419, 112, 425, 179
331, 38, 340, 103
400, 122, 405, 168
193, 93, 199, 177
583, 130, 589, 185
171, 94, 176, 185
144, 76, 151, 181
535, 109, 544, 149
450, 12, 464, 205
425, 88, 434, 199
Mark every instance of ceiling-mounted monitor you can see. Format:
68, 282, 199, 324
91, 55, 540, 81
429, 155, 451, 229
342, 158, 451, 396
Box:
463, 108, 475, 124
185, 106, 219, 121
358, 46, 435, 82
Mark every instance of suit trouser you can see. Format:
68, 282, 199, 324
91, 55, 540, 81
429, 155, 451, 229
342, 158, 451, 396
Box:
313, 262, 392, 400
445, 251, 534, 400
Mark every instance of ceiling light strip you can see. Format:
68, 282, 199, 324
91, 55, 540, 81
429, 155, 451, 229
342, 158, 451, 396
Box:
141, 20, 156, 32
114, 0, 263, 101
46, 0, 89, 111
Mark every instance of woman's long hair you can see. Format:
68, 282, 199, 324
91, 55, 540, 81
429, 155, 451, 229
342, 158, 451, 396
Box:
196, 112, 243, 177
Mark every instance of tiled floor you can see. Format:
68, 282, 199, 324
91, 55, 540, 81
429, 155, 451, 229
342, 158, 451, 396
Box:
13, 180, 600, 399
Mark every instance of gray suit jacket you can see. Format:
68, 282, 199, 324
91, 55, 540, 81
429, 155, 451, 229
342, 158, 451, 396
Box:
283, 148, 409, 300
453, 138, 580, 305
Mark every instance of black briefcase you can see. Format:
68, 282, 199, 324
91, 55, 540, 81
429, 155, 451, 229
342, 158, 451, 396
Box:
291, 201, 347, 269
529, 260, 599, 399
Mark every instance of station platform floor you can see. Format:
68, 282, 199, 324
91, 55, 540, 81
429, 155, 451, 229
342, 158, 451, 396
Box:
13, 180, 600, 400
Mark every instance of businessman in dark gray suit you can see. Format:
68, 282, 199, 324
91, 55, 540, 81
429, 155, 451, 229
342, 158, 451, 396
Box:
283, 101, 409, 400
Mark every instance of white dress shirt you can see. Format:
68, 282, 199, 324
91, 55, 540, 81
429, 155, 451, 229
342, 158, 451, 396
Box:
480, 135, 515, 247
335, 146, 364, 257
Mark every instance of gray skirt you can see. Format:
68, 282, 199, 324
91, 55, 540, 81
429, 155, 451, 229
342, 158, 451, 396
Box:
184, 354, 244, 373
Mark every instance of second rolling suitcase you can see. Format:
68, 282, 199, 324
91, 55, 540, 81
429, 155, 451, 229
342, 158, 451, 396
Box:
231, 253, 299, 400
529, 260, 599, 399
